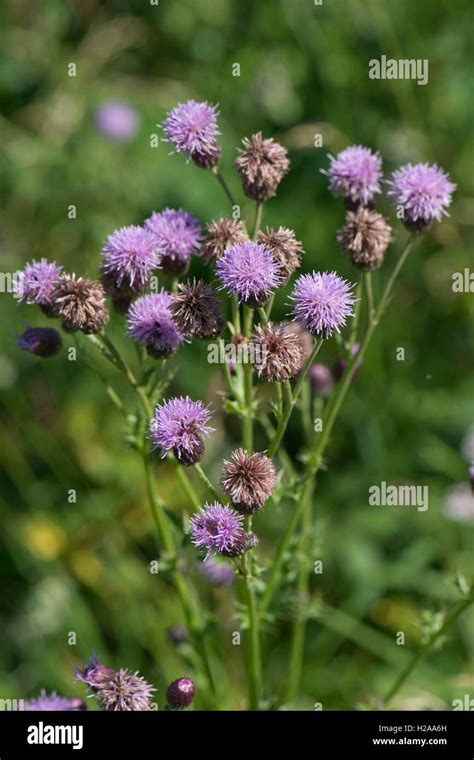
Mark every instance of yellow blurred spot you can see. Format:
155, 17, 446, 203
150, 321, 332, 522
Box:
22, 519, 66, 560
69, 550, 102, 587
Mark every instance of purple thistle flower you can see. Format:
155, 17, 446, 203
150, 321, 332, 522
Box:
150, 396, 213, 465
322, 145, 383, 207
127, 291, 183, 359
198, 556, 235, 586
290, 271, 356, 338
16, 259, 63, 307
387, 163, 456, 230
100, 225, 159, 295
18, 326, 62, 358
216, 241, 281, 307
166, 677, 195, 710
190, 502, 250, 558
162, 99, 221, 169
95, 101, 140, 142
25, 690, 85, 711
145, 208, 202, 275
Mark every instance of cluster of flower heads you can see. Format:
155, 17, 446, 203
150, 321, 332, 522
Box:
323, 144, 456, 270
25, 656, 195, 712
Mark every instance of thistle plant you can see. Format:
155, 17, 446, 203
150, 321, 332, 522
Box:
17, 100, 468, 711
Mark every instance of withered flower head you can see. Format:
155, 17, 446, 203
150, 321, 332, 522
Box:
257, 226, 303, 281
221, 448, 277, 514
337, 207, 392, 270
52, 275, 109, 334
170, 279, 224, 340
251, 321, 305, 382
202, 217, 249, 264
234, 132, 290, 202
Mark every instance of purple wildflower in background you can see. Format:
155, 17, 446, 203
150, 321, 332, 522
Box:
25, 691, 85, 711
95, 101, 140, 142
162, 99, 221, 169
100, 225, 159, 296
150, 396, 213, 465
199, 556, 235, 586
309, 363, 334, 397
17, 259, 63, 308
190, 502, 249, 558
444, 484, 474, 524
166, 677, 196, 710
322, 145, 383, 207
216, 241, 280, 307
145, 208, 202, 275
18, 326, 62, 358
387, 163, 456, 230
127, 291, 183, 358
291, 272, 355, 338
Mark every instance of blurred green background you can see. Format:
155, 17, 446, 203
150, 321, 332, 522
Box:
0, 0, 473, 710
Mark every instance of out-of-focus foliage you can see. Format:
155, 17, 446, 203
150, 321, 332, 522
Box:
0, 0, 472, 709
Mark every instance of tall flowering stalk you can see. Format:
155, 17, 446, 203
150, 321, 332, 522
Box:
16, 99, 463, 711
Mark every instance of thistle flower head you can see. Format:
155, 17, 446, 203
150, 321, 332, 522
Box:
235, 132, 290, 201
337, 208, 392, 270
290, 271, 355, 337
257, 226, 303, 281
127, 291, 184, 358
93, 669, 156, 711
100, 225, 159, 295
202, 217, 249, 264
387, 162, 456, 230
216, 241, 280, 307
17, 259, 63, 307
198, 556, 235, 586
221, 449, 277, 513
170, 279, 224, 339
52, 275, 109, 334
150, 396, 213, 465
190, 501, 250, 558
251, 321, 305, 382
18, 326, 62, 358
322, 145, 383, 206
25, 690, 85, 711
166, 678, 196, 710
309, 363, 334, 397
162, 99, 221, 169
145, 208, 202, 275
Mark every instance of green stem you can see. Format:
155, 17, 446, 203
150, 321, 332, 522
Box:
237, 554, 263, 710
262, 234, 418, 624
143, 451, 218, 701
267, 339, 323, 458
99, 333, 152, 418
242, 305, 254, 451
383, 596, 474, 706
194, 462, 221, 501
212, 165, 236, 207
252, 202, 263, 239
284, 481, 313, 704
